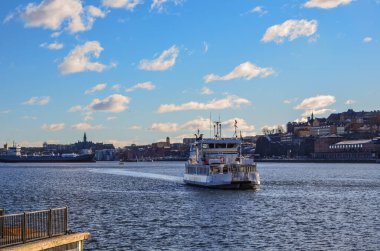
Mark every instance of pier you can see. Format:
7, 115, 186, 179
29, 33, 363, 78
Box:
0, 208, 90, 251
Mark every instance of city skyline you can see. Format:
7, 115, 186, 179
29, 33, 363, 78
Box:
1, 0, 380, 147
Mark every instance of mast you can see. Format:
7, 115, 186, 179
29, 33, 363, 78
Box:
234, 120, 238, 138
209, 113, 212, 138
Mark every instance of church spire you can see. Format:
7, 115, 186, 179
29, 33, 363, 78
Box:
83, 132, 87, 143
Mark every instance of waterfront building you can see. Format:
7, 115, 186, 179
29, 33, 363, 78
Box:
95, 149, 117, 161
310, 125, 337, 137
314, 135, 343, 153
43, 133, 115, 154
183, 138, 196, 145
313, 138, 380, 161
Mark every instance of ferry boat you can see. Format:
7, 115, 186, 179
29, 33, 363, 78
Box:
184, 121, 260, 189
0, 143, 95, 163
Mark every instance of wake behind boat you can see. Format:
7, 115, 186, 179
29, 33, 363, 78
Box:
183, 121, 260, 189
0, 144, 95, 163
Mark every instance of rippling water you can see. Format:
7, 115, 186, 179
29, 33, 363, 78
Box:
1, 162, 379, 250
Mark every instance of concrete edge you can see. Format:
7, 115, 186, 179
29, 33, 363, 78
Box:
1, 232, 91, 251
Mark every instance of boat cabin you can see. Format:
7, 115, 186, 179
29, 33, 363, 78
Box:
189, 139, 242, 165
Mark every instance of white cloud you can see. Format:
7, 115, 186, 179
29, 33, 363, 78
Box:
87, 6, 106, 18
261, 124, 285, 133
102, 0, 142, 10
39, 97, 50, 105
107, 116, 118, 121
150, 0, 183, 12
294, 117, 308, 123
83, 111, 93, 121
345, 99, 356, 105
301, 108, 335, 117
158, 95, 250, 113
0, 110, 11, 114
283, 98, 298, 104
67, 107, 92, 120
129, 125, 142, 130
17, 140, 56, 147
126, 82, 155, 92
304, 0, 352, 9
139, 45, 179, 71
295, 95, 336, 110
222, 118, 256, 136
363, 37, 373, 43
149, 117, 256, 136
201, 87, 213, 95
180, 117, 211, 131
169, 134, 194, 143
85, 83, 107, 94
88, 94, 130, 113
59, 41, 109, 74
51, 31, 61, 37
106, 139, 136, 147
262, 19, 318, 44
68, 105, 82, 112
3, 12, 16, 24
151, 0, 167, 11
150, 117, 211, 133
203, 41, 209, 53
204, 61, 274, 83
40, 42, 64, 50
111, 84, 122, 91
20, 0, 106, 33
150, 123, 178, 132
23, 96, 50, 106
295, 95, 336, 120
71, 123, 103, 130
250, 6, 267, 15
42, 123, 65, 131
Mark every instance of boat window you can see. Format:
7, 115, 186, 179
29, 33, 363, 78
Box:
215, 143, 226, 148
227, 143, 237, 148
209, 144, 215, 149
202, 144, 209, 149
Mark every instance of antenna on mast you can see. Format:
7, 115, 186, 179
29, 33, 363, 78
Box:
218, 115, 222, 138
234, 120, 238, 138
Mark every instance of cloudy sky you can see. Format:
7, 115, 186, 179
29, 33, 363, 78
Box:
1, 0, 379, 147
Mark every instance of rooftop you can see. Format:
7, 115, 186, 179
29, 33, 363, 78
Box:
335, 139, 372, 145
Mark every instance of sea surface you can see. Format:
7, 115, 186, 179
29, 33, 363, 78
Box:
1, 162, 379, 250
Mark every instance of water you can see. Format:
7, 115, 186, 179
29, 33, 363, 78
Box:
1, 162, 379, 250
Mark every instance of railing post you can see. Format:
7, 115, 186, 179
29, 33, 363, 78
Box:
22, 212, 27, 243
48, 209, 52, 237
64, 207, 68, 234
0, 209, 4, 239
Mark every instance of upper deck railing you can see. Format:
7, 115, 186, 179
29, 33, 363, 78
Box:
0, 207, 68, 248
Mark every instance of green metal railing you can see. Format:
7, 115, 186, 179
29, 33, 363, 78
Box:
0, 207, 68, 248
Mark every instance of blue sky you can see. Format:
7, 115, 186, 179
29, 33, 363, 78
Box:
0, 0, 380, 147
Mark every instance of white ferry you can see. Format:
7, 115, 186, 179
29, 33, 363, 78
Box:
184, 121, 260, 189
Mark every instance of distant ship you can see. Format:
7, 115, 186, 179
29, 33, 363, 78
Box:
0, 144, 95, 163
183, 121, 260, 189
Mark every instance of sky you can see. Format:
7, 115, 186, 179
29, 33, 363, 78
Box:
0, 0, 380, 147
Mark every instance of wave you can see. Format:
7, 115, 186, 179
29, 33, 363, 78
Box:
90, 168, 184, 183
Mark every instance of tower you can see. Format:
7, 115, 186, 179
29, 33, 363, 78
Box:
83, 132, 87, 143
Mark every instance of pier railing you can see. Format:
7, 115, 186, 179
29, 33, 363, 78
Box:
0, 207, 68, 248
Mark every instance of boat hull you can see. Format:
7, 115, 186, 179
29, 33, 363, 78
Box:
183, 172, 260, 190
0, 154, 95, 163
184, 180, 258, 190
